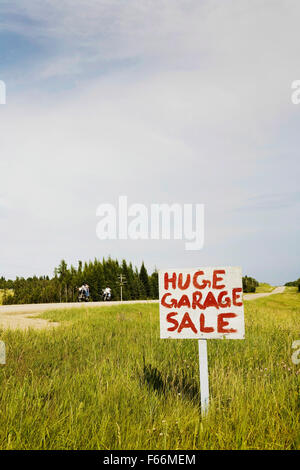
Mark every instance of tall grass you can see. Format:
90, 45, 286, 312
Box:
0, 290, 299, 449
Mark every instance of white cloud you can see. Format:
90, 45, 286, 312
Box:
0, 0, 299, 282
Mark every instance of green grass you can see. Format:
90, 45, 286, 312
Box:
0, 290, 299, 450
255, 283, 276, 293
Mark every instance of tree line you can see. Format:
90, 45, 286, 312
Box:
0, 258, 261, 304
0, 258, 158, 304
285, 277, 300, 292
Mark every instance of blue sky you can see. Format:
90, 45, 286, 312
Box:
0, 0, 299, 284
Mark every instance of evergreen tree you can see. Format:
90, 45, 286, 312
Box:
149, 269, 159, 299
139, 262, 151, 298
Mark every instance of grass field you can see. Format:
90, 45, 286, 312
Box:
0, 289, 299, 450
256, 283, 276, 293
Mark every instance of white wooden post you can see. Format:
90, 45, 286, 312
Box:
198, 339, 209, 414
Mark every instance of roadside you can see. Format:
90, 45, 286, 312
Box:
0, 288, 285, 331
0, 300, 158, 330
244, 285, 285, 300
255, 283, 276, 293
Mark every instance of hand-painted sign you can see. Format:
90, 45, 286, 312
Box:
159, 266, 245, 340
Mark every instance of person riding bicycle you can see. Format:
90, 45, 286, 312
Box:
78, 283, 90, 301
103, 286, 111, 300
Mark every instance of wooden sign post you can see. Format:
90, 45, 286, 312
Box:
159, 266, 245, 413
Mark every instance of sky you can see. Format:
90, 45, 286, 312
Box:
0, 0, 299, 284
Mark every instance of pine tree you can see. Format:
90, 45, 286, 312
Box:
139, 262, 151, 298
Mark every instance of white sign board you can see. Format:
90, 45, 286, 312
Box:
159, 266, 245, 340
